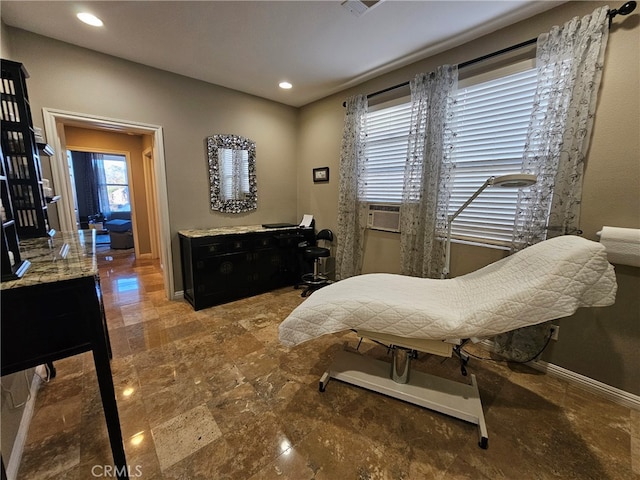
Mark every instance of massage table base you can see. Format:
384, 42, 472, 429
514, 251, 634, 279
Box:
319, 349, 488, 449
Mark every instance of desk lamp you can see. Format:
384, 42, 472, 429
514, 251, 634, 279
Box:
442, 173, 537, 279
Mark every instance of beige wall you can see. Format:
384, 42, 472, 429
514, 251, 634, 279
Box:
1, 20, 13, 59
64, 126, 152, 255
297, 1, 640, 394
4, 28, 300, 290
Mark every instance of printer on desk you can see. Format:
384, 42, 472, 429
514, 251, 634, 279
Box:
262, 213, 315, 231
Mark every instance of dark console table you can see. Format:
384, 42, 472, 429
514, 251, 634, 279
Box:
179, 225, 314, 310
0, 230, 128, 480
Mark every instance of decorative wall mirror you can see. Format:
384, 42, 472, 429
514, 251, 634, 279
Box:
206, 134, 257, 213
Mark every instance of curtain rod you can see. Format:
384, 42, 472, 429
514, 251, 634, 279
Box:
343, 1, 637, 107
359, 37, 538, 103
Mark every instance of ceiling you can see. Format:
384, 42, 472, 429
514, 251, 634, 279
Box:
1, 1, 562, 107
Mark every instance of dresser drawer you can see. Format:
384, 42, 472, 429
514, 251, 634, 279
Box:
196, 236, 250, 257
252, 234, 278, 250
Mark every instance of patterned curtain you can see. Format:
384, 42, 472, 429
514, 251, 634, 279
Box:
399, 66, 458, 278
496, 6, 610, 362
335, 94, 368, 281
512, 5, 610, 251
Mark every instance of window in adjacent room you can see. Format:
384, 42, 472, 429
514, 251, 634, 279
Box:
100, 154, 131, 212
68, 151, 131, 227
361, 59, 539, 247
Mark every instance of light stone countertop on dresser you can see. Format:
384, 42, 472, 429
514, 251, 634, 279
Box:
1, 230, 97, 290
178, 224, 303, 238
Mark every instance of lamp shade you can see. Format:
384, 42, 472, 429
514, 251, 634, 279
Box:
490, 174, 537, 188
443, 172, 537, 279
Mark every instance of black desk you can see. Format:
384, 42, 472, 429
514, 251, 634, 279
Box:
0, 230, 128, 480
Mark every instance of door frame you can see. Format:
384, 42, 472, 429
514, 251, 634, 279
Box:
42, 108, 174, 300
142, 146, 161, 260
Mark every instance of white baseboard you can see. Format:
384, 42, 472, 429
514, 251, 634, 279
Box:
6, 366, 45, 480
479, 340, 640, 410
528, 359, 640, 410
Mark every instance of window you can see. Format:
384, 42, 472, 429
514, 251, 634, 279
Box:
101, 154, 130, 212
448, 65, 538, 246
361, 61, 539, 246
362, 99, 412, 203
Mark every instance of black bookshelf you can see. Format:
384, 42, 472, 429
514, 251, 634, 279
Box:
0, 147, 30, 281
1, 59, 51, 238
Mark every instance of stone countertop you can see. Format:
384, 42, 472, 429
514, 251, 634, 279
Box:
1, 230, 97, 290
178, 224, 307, 238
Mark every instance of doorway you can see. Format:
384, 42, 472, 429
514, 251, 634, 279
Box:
64, 126, 153, 259
42, 108, 174, 300
67, 150, 133, 246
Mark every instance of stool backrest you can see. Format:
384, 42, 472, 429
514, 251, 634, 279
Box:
317, 229, 333, 242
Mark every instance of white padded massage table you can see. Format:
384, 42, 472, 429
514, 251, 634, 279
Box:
278, 236, 617, 448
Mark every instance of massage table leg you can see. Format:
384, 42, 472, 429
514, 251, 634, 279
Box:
319, 349, 489, 449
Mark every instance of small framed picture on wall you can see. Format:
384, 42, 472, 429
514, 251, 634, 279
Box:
313, 167, 329, 183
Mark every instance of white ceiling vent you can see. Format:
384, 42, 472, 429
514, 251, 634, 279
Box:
341, 0, 383, 17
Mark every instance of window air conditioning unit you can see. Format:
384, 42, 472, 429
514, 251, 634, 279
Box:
367, 204, 400, 233
341, 0, 383, 17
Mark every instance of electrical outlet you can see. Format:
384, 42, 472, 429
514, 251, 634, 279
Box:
550, 325, 560, 341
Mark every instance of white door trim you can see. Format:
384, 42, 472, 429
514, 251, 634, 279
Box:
142, 147, 160, 260
42, 108, 174, 300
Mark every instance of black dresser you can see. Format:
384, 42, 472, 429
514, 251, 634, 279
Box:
179, 225, 314, 310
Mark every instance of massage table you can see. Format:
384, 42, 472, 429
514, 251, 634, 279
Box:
278, 235, 617, 448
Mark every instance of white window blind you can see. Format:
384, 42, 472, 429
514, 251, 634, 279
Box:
362, 100, 412, 203
448, 67, 538, 246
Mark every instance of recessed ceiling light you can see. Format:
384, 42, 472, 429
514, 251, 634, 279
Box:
279, 81, 293, 90
77, 12, 104, 27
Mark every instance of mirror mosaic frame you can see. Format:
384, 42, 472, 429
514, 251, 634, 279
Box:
206, 134, 257, 213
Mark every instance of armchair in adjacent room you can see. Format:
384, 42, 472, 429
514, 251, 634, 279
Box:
104, 213, 134, 250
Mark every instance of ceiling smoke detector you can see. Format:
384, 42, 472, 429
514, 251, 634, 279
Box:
341, 0, 383, 17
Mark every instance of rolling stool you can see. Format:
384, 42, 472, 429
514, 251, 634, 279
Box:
300, 229, 333, 297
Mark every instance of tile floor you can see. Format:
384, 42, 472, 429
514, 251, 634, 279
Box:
15, 247, 639, 479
